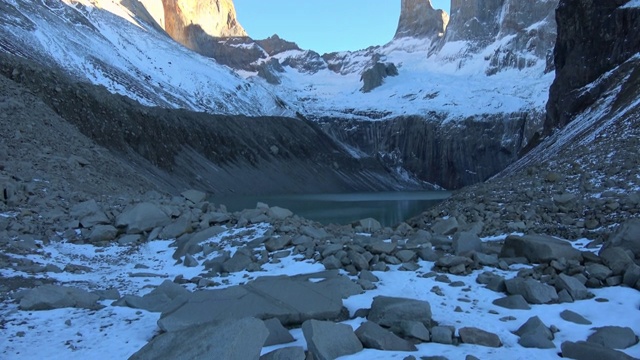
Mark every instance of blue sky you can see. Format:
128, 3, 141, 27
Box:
234, 0, 451, 54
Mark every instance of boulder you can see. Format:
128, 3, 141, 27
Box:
348, 251, 370, 271
505, 277, 559, 304
514, 316, 553, 340
586, 326, 638, 349
204, 211, 231, 224
301, 226, 329, 240
180, 189, 207, 204
560, 310, 592, 325
268, 206, 293, 220
160, 213, 192, 239
458, 327, 502, 348
599, 247, 634, 275
263, 318, 295, 346
518, 333, 556, 349
431, 217, 459, 235
302, 320, 363, 360
70, 199, 110, 227
452, 231, 482, 255
260, 347, 306, 360
116, 202, 170, 234
390, 321, 431, 342
430, 326, 454, 344
158, 272, 360, 332
623, 264, 640, 287
492, 295, 531, 310
368, 296, 432, 327
561, 341, 635, 360
113, 280, 189, 312
172, 226, 226, 259
355, 321, 417, 351
15, 284, 101, 310
396, 250, 416, 263
130, 317, 268, 360
222, 251, 253, 273
601, 219, 640, 258
265, 236, 292, 252
183, 254, 199, 267
556, 274, 592, 301
586, 263, 612, 281
474, 252, 499, 266
500, 234, 581, 263
369, 241, 397, 255
436, 255, 473, 268
359, 218, 382, 232
88, 225, 118, 243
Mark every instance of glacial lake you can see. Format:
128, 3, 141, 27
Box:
215, 191, 451, 227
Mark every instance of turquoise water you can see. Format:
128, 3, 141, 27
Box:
214, 191, 451, 227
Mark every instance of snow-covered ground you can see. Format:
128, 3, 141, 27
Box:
1, 226, 639, 359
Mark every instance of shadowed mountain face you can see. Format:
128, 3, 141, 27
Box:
545, 0, 640, 134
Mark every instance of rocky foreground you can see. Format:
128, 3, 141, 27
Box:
1, 180, 639, 359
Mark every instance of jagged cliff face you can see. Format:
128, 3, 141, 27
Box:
394, 0, 449, 40
320, 112, 542, 189
446, 0, 503, 42
161, 0, 246, 40
159, 0, 247, 55
545, 0, 640, 134
441, 0, 558, 75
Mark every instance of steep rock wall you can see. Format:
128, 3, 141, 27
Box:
441, 0, 558, 75
446, 0, 504, 42
394, 0, 449, 39
319, 112, 543, 190
545, 0, 640, 134
161, 0, 246, 42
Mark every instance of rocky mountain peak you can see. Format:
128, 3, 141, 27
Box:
161, 0, 247, 49
255, 34, 301, 56
394, 0, 449, 39
445, 0, 504, 42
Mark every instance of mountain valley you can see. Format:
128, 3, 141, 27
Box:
1, 0, 639, 359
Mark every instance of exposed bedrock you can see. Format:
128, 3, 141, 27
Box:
545, 0, 640, 134
319, 111, 543, 190
394, 0, 449, 40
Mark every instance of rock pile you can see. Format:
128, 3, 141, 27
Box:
3, 183, 638, 359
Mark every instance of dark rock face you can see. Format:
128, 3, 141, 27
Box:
255, 35, 301, 56
545, 0, 640, 134
320, 112, 543, 189
360, 62, 399, 93
394, 0, 449, 40
441, 0, 558, 75
446, 0, 504, 42
256, 58, 285, 85
1, 54, 423, 196
281, 50, 328, 74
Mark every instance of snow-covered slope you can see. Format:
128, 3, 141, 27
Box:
237, 0, 558, 122
0, 0, 292, 117
1, 0, 556, 122
257, 36, 554, 121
